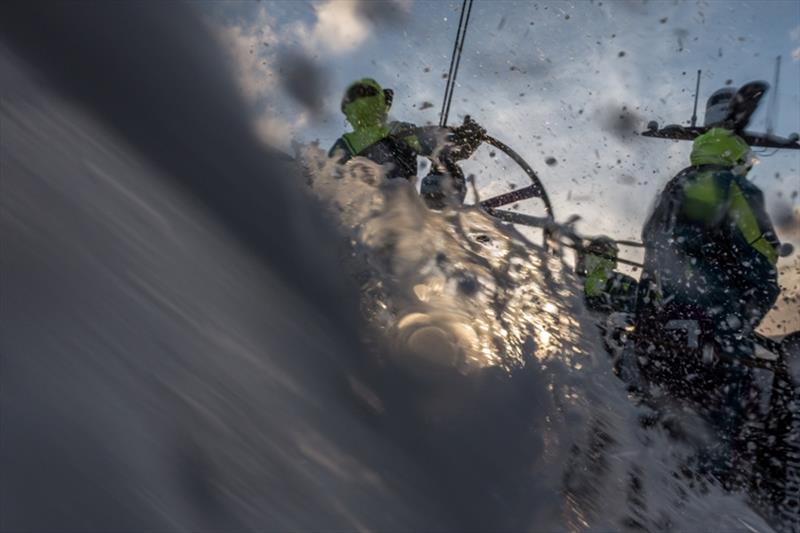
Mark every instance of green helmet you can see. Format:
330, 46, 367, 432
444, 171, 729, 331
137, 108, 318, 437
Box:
340, 78, 394, 129
690, 128, 751, 167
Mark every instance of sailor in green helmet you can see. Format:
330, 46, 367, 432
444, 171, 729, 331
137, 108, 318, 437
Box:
579, 128, 782, 485
575, 236, 638, 315
634, 127, 780, 363
329, 78, 485, 208
579, 128, 780, 359
634, 127, 783, 488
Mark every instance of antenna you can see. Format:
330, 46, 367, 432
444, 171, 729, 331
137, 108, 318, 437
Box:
690, 69, 701, 127
766, 55, 780, 135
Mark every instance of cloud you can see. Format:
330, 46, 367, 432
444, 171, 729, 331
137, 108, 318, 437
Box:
213, 8, 319, 150
289, 0, 411, 57
277, 51, 329, 115
793, 47, 800, 62
214, 8, 278, 103
255, 113, 309, 150
309, 1, 371, 54
355, 0, 411, 28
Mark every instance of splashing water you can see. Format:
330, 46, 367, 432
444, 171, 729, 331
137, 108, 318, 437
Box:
304, 149, 586, 366
301, 145, 775, 531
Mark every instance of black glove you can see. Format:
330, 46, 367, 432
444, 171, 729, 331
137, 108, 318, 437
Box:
449, 115, 485, 160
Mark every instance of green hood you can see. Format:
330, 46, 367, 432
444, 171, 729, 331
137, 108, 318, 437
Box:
340, 78, 392, 154
342, 78, 389, 129
690, 128, 750, 167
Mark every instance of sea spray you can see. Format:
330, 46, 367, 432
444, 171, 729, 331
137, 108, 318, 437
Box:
301, 144, 772, 531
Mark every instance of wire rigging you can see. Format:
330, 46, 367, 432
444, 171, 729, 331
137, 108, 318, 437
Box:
439, 2, 466, 126
439, 0, 474, 127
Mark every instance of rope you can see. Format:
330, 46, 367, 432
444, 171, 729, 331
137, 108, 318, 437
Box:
439, 1, 466, 126
439, 0, 474, 127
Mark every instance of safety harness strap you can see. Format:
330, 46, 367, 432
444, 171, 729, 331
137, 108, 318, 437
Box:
729, 182, 779, 264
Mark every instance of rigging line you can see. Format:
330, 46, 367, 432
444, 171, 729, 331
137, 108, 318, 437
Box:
443, 0, 474, 127
440, 0, 470, 127
440, 0, 474, 127
439, 0, 468, 127
614, 239, 645, 248
442, 0, 474, 127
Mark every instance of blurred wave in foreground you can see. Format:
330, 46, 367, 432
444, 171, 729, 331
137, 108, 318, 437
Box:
0, 2, 774, 531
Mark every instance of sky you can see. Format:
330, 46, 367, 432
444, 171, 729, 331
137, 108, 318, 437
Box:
203, 0, 800, 331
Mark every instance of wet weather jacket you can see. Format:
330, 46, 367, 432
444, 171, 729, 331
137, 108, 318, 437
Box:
635, 164, 780, 356
329, 121, 472, 207
328, 121, 435, 180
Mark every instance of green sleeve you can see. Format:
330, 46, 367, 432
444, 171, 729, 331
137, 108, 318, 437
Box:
728, 176, 779, 265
